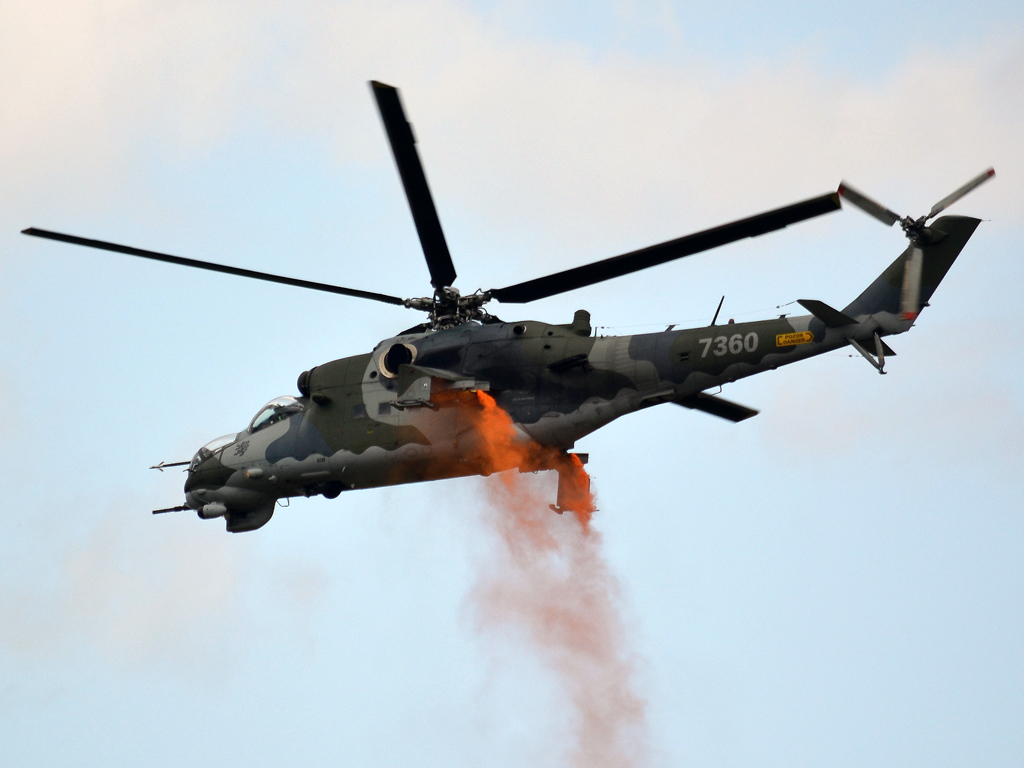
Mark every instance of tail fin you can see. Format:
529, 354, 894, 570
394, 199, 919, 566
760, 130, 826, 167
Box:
843, 215, 980, 318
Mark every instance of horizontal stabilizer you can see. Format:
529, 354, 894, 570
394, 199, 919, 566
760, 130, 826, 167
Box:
797, 299, 858, 327
674, 392, 759, 422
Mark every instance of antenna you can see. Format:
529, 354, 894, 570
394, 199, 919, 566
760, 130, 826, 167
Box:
711, 296, 725, 326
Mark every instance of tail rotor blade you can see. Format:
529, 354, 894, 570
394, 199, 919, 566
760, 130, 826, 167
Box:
927, 167, 995, 220
838, 182, 903, 227
371, 81, 457, 290
900, 245, 924, 320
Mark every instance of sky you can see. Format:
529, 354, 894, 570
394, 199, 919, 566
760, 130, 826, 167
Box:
1, 1, 1022, 766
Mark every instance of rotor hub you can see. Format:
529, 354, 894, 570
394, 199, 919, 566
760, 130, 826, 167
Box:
404, 287, 496, 329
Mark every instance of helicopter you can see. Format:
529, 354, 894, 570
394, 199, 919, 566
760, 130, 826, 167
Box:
22, 81, 994, 532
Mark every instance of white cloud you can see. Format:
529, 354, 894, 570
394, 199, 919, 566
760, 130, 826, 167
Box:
3, 0, 1020, 245
267, 5, 1022, 243
0, 0, 273, 213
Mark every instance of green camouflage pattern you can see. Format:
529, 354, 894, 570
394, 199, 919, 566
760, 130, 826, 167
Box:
184, 215, 980, 532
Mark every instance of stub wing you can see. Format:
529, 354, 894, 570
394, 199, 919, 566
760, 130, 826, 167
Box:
673, 393, 759, 423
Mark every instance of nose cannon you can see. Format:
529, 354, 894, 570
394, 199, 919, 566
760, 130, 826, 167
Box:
155, 395, 307, 533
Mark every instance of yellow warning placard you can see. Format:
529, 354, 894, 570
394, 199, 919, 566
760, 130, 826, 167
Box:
776, 331, 814, 347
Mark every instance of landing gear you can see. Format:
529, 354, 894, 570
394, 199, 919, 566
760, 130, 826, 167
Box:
850, 332, 891, 375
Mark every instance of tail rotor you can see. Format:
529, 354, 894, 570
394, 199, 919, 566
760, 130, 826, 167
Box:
839, 168, 994, 320
901, 245, 924, 319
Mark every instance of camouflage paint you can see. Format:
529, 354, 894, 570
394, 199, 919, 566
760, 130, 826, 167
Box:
183, 216, 979, 531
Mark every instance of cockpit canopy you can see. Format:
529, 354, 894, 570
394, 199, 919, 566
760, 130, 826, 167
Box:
189, 397, 305, 472
248, 396, 304, 433
190, 432, 238, 470
202, 433, 238, 453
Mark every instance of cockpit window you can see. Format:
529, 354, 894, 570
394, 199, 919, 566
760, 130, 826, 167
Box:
190, 433, 238, 470
248, 396, 304, 433
203, 433, 239, 453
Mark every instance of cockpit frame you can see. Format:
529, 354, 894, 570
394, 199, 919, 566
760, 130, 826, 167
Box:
247, 396, 305, 434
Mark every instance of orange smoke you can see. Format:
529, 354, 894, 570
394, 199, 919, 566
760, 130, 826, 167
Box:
452, 390, 647, 767
431, 389, 596, 529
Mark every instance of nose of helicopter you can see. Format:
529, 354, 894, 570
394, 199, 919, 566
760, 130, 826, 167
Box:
183, 433, 240, 492
184, 477, 277, 533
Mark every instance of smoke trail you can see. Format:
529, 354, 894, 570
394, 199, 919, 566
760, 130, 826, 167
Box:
462, 392, 648, 767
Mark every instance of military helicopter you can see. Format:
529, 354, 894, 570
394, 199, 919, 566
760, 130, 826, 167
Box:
22, 82, 994, 532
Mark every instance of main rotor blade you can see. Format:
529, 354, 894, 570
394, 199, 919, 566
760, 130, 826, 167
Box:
21, 228, 406, 306
371, 81, 457, 290
837, 182, 902, 227
927, 167, 995, 219
489, 191, 841, 304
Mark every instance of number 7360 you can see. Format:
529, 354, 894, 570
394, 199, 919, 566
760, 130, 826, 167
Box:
698, 332, 758, 358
